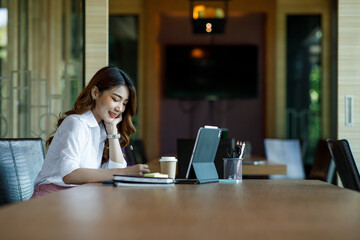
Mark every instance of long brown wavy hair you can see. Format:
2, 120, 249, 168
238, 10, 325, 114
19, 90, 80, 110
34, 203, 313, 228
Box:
46, 66, 137, 162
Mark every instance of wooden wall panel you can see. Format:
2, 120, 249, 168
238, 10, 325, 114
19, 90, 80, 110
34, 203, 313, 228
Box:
109, 0, 142, 15
85, 0, 108, 83
338, 0, 360, 169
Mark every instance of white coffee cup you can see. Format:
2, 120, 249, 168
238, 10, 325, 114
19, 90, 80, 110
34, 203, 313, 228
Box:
159, 156, 178, 179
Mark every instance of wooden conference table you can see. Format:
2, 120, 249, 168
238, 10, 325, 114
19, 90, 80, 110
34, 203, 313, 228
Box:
242, 156, 287, 176
0, 180, 359, 239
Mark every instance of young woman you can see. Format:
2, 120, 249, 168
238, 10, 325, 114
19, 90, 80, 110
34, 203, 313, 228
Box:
32, 66, 150, 197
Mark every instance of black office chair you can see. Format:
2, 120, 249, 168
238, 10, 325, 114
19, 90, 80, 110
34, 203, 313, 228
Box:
0, 138, 45, 205
326, 139, 360, 191
125, 139, 148, 165
308, 139, 333, 182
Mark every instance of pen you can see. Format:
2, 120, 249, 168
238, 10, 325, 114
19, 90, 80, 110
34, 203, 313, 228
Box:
239, 141, 246, 158
102, 181, 113, 184
130, 145, 138, 164
235, 141, 242, 158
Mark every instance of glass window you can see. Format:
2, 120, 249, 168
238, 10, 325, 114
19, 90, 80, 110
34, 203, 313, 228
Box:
286, 15, 322, 167
0, 0, 84, 141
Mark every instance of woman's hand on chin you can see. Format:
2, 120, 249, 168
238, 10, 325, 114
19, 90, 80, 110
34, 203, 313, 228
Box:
105, 114, 122, 134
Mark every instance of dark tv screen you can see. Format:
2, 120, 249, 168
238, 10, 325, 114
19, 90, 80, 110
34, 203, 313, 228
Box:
165, 45, 259, 99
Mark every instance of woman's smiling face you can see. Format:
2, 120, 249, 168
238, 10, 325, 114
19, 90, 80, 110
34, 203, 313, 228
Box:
91, 85, 130, 124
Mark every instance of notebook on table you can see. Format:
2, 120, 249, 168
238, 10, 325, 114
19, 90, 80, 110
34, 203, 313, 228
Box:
113, 175, 174, 187
175, 126, 222, 184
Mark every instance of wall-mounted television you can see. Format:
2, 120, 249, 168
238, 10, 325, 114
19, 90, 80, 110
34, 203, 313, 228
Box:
164, 45, 259, 99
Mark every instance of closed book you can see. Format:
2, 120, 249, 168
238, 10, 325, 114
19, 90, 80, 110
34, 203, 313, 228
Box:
113, 175, 174, 184
114, 181, 174, 187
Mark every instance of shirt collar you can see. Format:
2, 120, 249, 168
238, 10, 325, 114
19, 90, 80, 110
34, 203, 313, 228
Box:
84, 110, 107, 141
83, 110, 99, 128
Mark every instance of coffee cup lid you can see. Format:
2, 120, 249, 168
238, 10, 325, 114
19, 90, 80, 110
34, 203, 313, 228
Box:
159, 156, 178, 162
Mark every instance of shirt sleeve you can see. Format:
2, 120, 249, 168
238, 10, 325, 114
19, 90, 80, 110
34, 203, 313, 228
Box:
58, 118, 86, 178
101, 147, 128, 169
101, 159, 127, 169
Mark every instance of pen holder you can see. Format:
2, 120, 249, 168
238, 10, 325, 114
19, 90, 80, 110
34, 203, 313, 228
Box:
223, 158, 243, 182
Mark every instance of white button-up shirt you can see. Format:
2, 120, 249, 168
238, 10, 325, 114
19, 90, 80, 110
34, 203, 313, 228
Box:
35, 110, 127, 187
